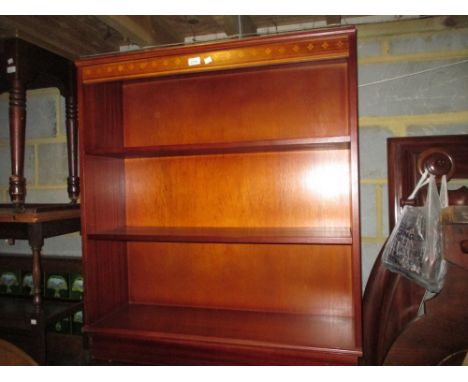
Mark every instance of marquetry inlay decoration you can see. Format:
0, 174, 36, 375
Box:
80, 34, 350, 84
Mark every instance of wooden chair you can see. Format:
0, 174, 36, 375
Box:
362, 135, 468, 365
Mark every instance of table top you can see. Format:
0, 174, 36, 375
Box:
0, 203, 80, 223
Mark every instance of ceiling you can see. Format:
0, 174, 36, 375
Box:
0, 15, 428, 60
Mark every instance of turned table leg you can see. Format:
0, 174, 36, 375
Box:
9, 79, 27, 207
28, 223, 44, 311
31, 245, 43, 309
29, 237, 47, 365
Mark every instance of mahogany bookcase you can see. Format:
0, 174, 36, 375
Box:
76, 27, 362, 365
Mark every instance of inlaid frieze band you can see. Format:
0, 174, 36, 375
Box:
80, 35, 350, 83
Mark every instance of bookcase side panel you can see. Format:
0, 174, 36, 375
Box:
82, 82, 124, 151
84, 240, 128, 324
80, 81, 128, 323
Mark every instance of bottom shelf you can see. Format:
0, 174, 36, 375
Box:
86, 303, 361, 365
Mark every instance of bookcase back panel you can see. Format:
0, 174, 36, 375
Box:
125, 149, 351, 228
122, 61, 348, 147
127, 242, 353, 316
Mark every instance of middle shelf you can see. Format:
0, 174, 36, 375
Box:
86, 136, 351, 158
87, 226, 352, 244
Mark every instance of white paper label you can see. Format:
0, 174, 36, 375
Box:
204, 56, 213, 64
188, 57, 201, 66
7, 58, 14, 65
31, 319, 37, 325
7, 66, 16, 74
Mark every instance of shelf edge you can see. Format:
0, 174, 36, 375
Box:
85, 324, 362, 357
85, 136, 351, 158
87, 227, 353, 245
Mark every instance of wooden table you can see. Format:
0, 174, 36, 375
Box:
0, 204, 80, 308
0, 38, 81, 364
0, 297, 82, 365
0, 204, 81, 364
0, 38, 79, 206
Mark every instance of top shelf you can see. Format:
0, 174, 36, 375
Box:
86, 136, 351, 158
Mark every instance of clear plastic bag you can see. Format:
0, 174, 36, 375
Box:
381, 171, 448, 292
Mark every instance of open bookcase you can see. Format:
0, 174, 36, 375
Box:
76, 27, 361, 365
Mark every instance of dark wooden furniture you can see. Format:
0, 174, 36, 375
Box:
0, 205, 80, 308
362, 135, 468, 365
0, 254, 84, 365
76, 27, 361, 365
0, 38, 81, 365
0, 254, 85, 365
0, 338, 38, 366
0, 38, 80, 205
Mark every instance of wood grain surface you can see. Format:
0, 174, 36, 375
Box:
123, 61, 348, 146
127, 242, 353, 315
125, 150, 351, 228
77, 27, 360, 365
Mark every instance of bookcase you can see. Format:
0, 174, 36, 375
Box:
76, 27, 361, 365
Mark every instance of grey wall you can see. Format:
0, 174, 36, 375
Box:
0, 88, 82, 257
356, 16, 468, 289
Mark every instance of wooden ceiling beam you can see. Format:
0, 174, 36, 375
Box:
97, 16, 181, 47
149, 16, 185, 45
326, 16, 342, 26
97, 16, 157, 47
217, 16, 257, 37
